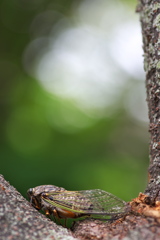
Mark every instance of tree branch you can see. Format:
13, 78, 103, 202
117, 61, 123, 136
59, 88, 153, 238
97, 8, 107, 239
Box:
0, 175, 77, 240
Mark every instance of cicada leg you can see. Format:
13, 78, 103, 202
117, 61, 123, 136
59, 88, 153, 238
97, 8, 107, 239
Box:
64, 218, 67, 227
52, 209, 68, 227
52, 209, 63, 226
44, 208, 61, 225
44, 209, 50, 216
43, 208, 54, 221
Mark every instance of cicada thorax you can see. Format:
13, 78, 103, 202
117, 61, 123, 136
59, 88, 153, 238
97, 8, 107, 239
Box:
28, 185, 65, 196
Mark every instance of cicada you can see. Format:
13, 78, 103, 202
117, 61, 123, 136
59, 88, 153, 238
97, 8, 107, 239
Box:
27, 185, 128, 222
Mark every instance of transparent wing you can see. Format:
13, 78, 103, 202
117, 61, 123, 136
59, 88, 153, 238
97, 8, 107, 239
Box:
43, 189, 127, 216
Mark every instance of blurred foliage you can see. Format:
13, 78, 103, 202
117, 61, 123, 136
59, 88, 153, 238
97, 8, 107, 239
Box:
0, 0, 148, 203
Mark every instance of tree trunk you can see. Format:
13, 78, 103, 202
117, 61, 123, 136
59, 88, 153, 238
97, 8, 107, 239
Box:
1, 1, 160, 240
139, 0, 160, 202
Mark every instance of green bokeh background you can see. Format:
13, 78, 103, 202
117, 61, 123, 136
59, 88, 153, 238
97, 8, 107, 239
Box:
0, 0, 148, 202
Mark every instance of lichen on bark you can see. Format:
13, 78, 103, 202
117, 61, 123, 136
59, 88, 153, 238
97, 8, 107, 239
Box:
137, 0, 160, 201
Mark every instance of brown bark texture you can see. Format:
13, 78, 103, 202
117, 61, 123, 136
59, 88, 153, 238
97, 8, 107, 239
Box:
137, 0, 160, 201
0, 175, 76, 240
1, 1, 160, 240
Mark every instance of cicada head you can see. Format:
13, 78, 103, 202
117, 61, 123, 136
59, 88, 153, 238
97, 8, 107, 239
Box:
27, 185, 65, 211
27, 187, 42, 210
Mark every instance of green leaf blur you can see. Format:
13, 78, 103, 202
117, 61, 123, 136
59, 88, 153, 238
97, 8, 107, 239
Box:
0, 0, 148, 202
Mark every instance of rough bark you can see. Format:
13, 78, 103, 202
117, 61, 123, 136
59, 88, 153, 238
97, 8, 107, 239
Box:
137, 0, 160, 201
0, 175, 76, 240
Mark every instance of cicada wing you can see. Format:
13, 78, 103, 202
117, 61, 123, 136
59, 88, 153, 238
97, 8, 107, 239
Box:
74, 189, 127, 215
42, 189, 127, 216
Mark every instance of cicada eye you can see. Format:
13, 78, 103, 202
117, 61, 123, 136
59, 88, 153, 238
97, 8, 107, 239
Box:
27, 188, 33, 197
